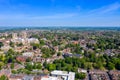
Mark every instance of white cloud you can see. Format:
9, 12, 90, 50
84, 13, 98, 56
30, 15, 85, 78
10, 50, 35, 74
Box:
0, 13, 77, 20
32, 13, 77, 19
89, 2, 120, 15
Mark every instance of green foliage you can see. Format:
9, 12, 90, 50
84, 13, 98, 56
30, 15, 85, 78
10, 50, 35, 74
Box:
17, 43, 23, 47
39, 39, 45, 46
41, 47, 55, 58
25, 63, 42, 71
0, 55, 6, 62
47, 64, 56, 71
25, 63, 33, 71
11, 63, 14, 69
0, 42, 4, 48
107, 62, 115, 70
0, 62, 4, 70
0, 75, 9, 80
52, 40, 60, 46
31, 43, 40, 50
5, 49, 16, 63
76, 72, 86, 79
12, 70, 17, 74
57, 52, 61, 56
9, 41, 14, 47
26, 58, 31, 62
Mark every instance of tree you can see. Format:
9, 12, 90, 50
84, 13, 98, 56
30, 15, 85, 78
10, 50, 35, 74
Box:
39, 40, 45, 46
0, 75, 9, 80
26, 58, 31, 62
7, 49, 15, 55
0, 55, 6, 62
12, 70, 17, 74
48, 64, 56, 71
0, 62, 4, 70
75, 72, 86, 79
107, 62, 115, 70
56, 63, 61, 70
31, 43, 40, 50
36, 63, 42, 69
25, 63, 33, 71
11, 63, 14, 69
43, 61, 48, 69
17, 43, 23, 47
115, 61, 120, 70
0, 42, 4, 48
9, 41, 14, 47
57, 52, 61, 56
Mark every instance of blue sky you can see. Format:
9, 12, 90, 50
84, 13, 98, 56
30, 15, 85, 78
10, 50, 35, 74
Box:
0, 0, 120, 26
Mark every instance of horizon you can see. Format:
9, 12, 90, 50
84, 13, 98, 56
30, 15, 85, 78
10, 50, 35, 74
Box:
0, 0, 120, 26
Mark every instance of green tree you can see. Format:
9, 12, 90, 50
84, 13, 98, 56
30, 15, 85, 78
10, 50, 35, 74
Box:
9, 41, 14, 47
36, 63, 42, 69
76, 72, 86, 79
0, 42, 4, 48
0, 75, 9, 80
107, 62, 115, 70
48, 64, 56, 71
25, 63, 33, 71
0, 62, 4, 70
11, 63, 14, 69
17, 43, 23, 47
57, 52, 61, 56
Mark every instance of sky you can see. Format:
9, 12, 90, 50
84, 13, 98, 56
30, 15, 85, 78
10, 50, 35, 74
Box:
0, 0, 120, 26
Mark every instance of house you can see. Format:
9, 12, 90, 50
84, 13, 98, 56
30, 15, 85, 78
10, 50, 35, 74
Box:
15, 63, 24, 70
9, 74, 24, 80
54, 46, 59, 52
28, 38, 39, 44
1, 45, 12, 52
16, 56, 27, 62
79, 40, 86, 48
109, 70, 120, 80
89, 70, 110, 80
63, 53, 82, 58
62, 48, 71, 53
7, 63, 24, 70
34, 76, 42, 80
34, 74, 48, 80
0, 69, 11, 77
78, 68, 87, 73
33, 57, 45, 64
22, 52, 34, 57
22, 76, 34, 80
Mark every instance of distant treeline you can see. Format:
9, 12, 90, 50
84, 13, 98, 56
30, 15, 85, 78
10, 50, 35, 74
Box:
0, 26, 120, 32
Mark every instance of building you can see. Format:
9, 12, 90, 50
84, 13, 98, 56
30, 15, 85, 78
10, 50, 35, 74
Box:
1, 45, 12, 53
51, 70, 75, 80
89, 70, 110, 80
21, 31, 27, 39
0, 69, 11, 77
16, 56, 28, 62
22, 52, 34, 57
33, 57, 45, 64
22, 76, 34, 80
12, 33, 18, 39
63, 53, 82, 58
9, 74, 24, 80
109, 70, 120, 80
41, 76, 59, 80
28, 38, 39, 44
